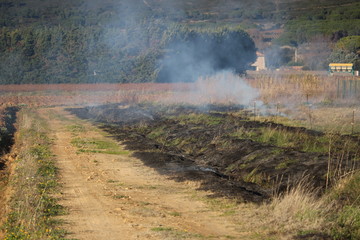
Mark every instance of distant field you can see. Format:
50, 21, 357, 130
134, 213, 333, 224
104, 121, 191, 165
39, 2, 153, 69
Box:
0, 83, 192, 107
0, 71, 359, 108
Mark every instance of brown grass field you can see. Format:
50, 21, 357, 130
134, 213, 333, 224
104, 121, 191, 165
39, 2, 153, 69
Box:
1, 72, 358, 133
0, 72, 357, 106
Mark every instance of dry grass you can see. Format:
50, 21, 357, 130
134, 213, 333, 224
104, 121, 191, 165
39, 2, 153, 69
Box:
187, 180, 334, 239
3, 109, 66, 239
247, 72, 360, 105
243, 171, 360, 240
248, 72, 360, 135
236, 180, 333, 239
267, 185, 331, 235
0, 83, 192, 107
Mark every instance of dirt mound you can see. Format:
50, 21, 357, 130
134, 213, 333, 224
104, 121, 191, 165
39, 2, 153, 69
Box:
67, 103, 359, 202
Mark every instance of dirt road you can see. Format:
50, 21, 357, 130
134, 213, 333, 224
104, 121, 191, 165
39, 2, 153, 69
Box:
39, 107, 251, 240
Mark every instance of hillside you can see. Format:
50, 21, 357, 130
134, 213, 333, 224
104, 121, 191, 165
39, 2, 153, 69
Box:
0, 0, 359, 83
2, 0, 359, 30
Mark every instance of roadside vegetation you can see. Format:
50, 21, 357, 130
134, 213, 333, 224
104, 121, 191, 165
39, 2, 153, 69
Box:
3, 109, 66, 240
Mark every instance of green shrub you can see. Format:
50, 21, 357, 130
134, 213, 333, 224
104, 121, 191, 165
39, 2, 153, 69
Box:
331, 206, 360, 240
332, 172, 360, 206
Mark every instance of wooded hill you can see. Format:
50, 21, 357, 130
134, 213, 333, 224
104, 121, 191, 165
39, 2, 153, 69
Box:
0, 0, 359, 84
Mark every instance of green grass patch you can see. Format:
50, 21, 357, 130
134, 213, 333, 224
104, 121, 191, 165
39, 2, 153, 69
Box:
168, 211, 182, 217
113, 194, 130, 199
275, 159, 298, 170
230, 126, 257, 139
151, 226, 206, 239
147, 126, 167, 140
331, 171, 360, 206
107, 179, 119, 183
325, 171, 360, 239
231, 125, 356, 154
220, 209, 236, 217
71, 137, 129, 155
66, 124, 86, 133
151, 227, 174, 232
171, 113, 223, 126
330, 206, 360, 240
256, 127, 329, 153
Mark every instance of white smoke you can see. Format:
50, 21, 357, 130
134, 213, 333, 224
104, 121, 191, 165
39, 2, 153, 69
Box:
195, 71, 260, 105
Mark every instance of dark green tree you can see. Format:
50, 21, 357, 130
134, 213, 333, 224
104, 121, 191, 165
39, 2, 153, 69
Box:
328, 36, 360, 70
23, 31, 35, 57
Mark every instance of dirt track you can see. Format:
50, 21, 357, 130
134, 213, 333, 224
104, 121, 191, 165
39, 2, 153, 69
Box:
40, 107, 251, 240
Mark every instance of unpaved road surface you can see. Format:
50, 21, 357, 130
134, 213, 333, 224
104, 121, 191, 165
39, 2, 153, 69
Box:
39, 107, 251, 240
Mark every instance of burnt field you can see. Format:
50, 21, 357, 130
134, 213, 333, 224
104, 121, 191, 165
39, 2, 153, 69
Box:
67, 103, 360, 203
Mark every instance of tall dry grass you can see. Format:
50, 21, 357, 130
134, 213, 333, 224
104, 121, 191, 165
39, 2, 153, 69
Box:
247, 72, 360, 105
270, 185, 331, 231
243, 179, 333, 239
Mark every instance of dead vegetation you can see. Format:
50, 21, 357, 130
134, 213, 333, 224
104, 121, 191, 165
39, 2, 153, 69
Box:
68, 103, 360, 193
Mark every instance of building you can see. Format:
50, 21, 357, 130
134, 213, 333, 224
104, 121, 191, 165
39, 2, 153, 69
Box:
251, 52, 266, 71
329, 63, 354, 75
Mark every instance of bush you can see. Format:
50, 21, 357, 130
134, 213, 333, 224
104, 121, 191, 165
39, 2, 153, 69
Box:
332, 171, 360, 206
331, 206, 360, 240
330, 171, 360, 239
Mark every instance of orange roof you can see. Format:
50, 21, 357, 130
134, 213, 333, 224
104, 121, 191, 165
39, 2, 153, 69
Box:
329, 63, 353, 67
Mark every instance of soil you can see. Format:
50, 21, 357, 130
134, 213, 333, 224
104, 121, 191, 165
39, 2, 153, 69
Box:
67, 103, 360, 199
39, 107, 255, 240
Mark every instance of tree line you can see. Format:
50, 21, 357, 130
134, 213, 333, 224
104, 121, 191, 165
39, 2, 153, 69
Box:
0, 22, 256, 84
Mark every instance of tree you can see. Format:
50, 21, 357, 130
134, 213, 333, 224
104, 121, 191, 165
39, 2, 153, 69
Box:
328, 36, 360, 70
23, 31, 35, 57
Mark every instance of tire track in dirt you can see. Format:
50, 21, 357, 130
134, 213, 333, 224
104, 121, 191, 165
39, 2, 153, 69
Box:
39, 107, 250, 240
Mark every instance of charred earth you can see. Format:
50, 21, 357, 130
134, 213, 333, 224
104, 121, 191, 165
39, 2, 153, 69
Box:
67, 103, 360, 203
